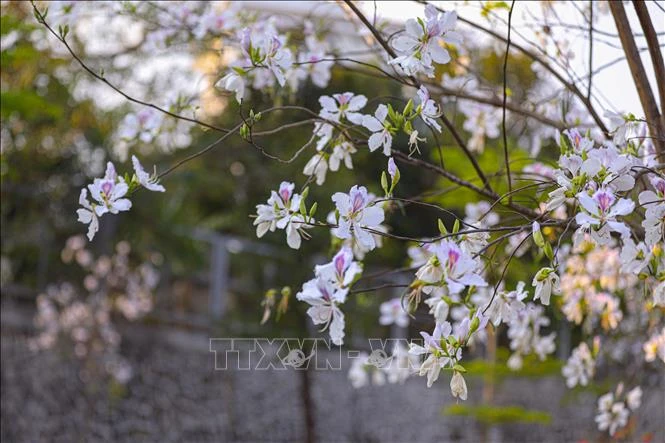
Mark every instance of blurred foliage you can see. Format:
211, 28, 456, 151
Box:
443, 404, 552, 425
465, 346, 563, 379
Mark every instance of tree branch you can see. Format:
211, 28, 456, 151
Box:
632, 1, 665, 121
609, 1, 665, 158
502, 1, 515, 203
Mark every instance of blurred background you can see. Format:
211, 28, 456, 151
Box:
1, 1, 663, 442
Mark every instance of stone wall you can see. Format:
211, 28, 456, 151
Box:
2, 306, 663, 443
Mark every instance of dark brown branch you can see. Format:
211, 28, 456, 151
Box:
502, 1, 515, 203
632, 1, 665, 122
587, 0, 593, 100
610, 1, 665, 158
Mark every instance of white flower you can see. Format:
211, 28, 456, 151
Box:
638, 177, 665, 247
348, 351, 386, 388
216, 70, 246, 103
532, 267, 560, 306
131, 155, 165, 192
507, 353, 523, 370
387, 157, 398, 181
348, 352, 370, 388
332, 185, 385, 251
409, 321, 460, 387
262, 36, 293, 87
329, 142, 356, 172
626, 386, 642, 411
379, 298, 409, 327
290, 51, 333, 89
314, 247, 362, 288
460, 101, 500, 153
415, 86, 441, 132
450, 371, 468, 401
562, 342, 595, 388
389, 5, 461, 77
431, 240, 487, 294
303, 152, 328, 185
575, 188, 634, 243
193, 9, 235, 39
595, 394, 629, 436
362, 104, 393, 156
384, 341, 418, 384
253, 181, 309, 249
88, 162, 132, 216
604, 110, 629, 145
486, 281, 527, 326
619, 239, 651, 274
643, 327, 665, 363
424, 292, 450, 323
464, 201, 499, 228
76, 189, 100, 241
118, 109, 163, 143
296, 276, 347, 346
408, 130, 426, 153
563, 128, 594, 153
319, 92, 367, 124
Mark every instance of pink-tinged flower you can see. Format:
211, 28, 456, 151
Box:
432, 240, 487, 294
563, 128, 594, 153
315, 247, 362, 288
88, 162, 132, 216
319, 92, 367, 124
254, 181, 309, 249
332, 185, 385, 251
415, 86, 441, 132
296, 276, 348, 345
575, 188, 634, 239
362, 105, 392, 156
132, 156, 165, 192
389, 5, 461, 77
379, 297, 409, 327
76, 189, 100, 241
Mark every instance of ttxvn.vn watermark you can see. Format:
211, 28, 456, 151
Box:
209, 338, 422, 371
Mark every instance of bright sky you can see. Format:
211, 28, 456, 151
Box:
363, 0, 665, 118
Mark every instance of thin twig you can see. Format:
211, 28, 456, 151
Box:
502, 1, 515, 204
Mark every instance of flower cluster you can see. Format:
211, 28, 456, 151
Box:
303, 92, 367, 185
254, 181, 311, 249
595, 385, 642, 436
389, 5, 461, 77
348, 342, 419, 388
331, 185, 385, 252
561, 342, 596, 388
296, 247, 362, 345
77, 158, 164, 241
30, 236, 160, 383
505, 303, 556, 370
